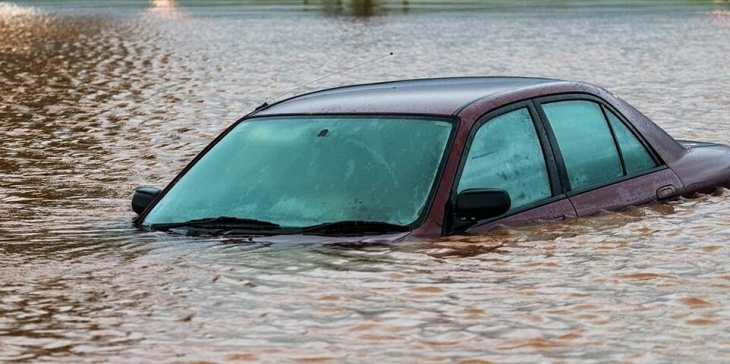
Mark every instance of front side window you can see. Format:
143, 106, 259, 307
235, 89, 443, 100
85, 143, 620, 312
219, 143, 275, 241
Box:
605, 109, 658, 174
142, 116, 453, 228
458, 108, 552, 210
543, 100, 623, 190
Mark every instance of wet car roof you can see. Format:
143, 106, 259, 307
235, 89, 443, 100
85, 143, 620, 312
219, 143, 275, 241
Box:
255, 77, 559, 116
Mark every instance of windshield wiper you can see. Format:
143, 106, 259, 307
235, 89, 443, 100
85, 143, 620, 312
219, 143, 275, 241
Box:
149, 216, 281, 231
297, 220, 410, 235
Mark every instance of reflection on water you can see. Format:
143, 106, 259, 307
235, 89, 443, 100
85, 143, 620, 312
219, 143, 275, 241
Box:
146, 0, 183, 17
9, 0, 729, 17
319, 0, 410, 17
1, 1, 729, 362
714, 8, 730, 26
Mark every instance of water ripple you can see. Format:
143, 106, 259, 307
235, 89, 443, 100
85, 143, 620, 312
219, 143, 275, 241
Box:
0, 2, 729, 362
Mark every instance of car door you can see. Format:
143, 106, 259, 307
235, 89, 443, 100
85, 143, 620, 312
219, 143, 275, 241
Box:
534, 95, 683, 216
451, 101, 577, 234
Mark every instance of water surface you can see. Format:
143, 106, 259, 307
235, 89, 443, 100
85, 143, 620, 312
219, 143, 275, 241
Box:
1, 1, 729, 362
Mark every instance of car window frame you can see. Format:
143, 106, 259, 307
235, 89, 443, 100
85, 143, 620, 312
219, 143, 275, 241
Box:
137, 113, 460, 231
601, 103, 661, 176
449, 100, 567, 228
533, 93, 666, 196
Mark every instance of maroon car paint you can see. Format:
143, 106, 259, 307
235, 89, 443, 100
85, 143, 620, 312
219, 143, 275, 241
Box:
567, 168, 684, 217
669, 143, 730, 194
463, 199, 577, 235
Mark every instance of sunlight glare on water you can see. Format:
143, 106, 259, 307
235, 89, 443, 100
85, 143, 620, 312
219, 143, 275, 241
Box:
0, 1, 729, 362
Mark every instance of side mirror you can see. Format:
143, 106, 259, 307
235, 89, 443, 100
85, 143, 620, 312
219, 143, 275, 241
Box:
132, 187, 161, 215
455, 188, 511, 221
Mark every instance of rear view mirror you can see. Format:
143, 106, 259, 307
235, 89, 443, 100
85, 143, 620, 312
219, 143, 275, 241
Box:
455, 188, 511, 221
132, 187, 161, 215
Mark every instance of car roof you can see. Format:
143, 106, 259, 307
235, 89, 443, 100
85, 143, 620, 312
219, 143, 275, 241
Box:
254, 77, 562, 116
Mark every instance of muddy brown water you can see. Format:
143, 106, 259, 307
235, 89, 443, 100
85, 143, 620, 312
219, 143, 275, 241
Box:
1, 1, 729, 362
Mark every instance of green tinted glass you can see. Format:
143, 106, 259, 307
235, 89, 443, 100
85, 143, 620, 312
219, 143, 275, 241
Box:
606, 110, 658, 174
458, 108, 552, 210
143, 116, 453, 227
543, 100, 623, 190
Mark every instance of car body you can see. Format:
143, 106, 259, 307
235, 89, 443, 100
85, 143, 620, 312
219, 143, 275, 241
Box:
132, 77, 730, 241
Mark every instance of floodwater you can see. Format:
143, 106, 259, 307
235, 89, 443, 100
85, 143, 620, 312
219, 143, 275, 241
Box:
1, 0, 729, 362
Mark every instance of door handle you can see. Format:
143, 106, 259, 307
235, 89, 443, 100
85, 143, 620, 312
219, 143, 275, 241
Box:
656, 185, 677, 200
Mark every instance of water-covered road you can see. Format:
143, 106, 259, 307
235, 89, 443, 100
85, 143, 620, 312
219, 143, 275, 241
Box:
1, 1, 729, 362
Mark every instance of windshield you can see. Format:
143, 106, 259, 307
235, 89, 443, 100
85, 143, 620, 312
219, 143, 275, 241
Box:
142, 115, 454, 229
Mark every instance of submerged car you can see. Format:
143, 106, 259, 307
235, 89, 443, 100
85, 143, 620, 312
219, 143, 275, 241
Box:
132, 77, 730, 241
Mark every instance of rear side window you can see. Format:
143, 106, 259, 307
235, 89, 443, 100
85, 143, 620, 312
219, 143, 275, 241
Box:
543, 101, 623, 190
605, 110, 658, 174
458, 108, 552, 210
